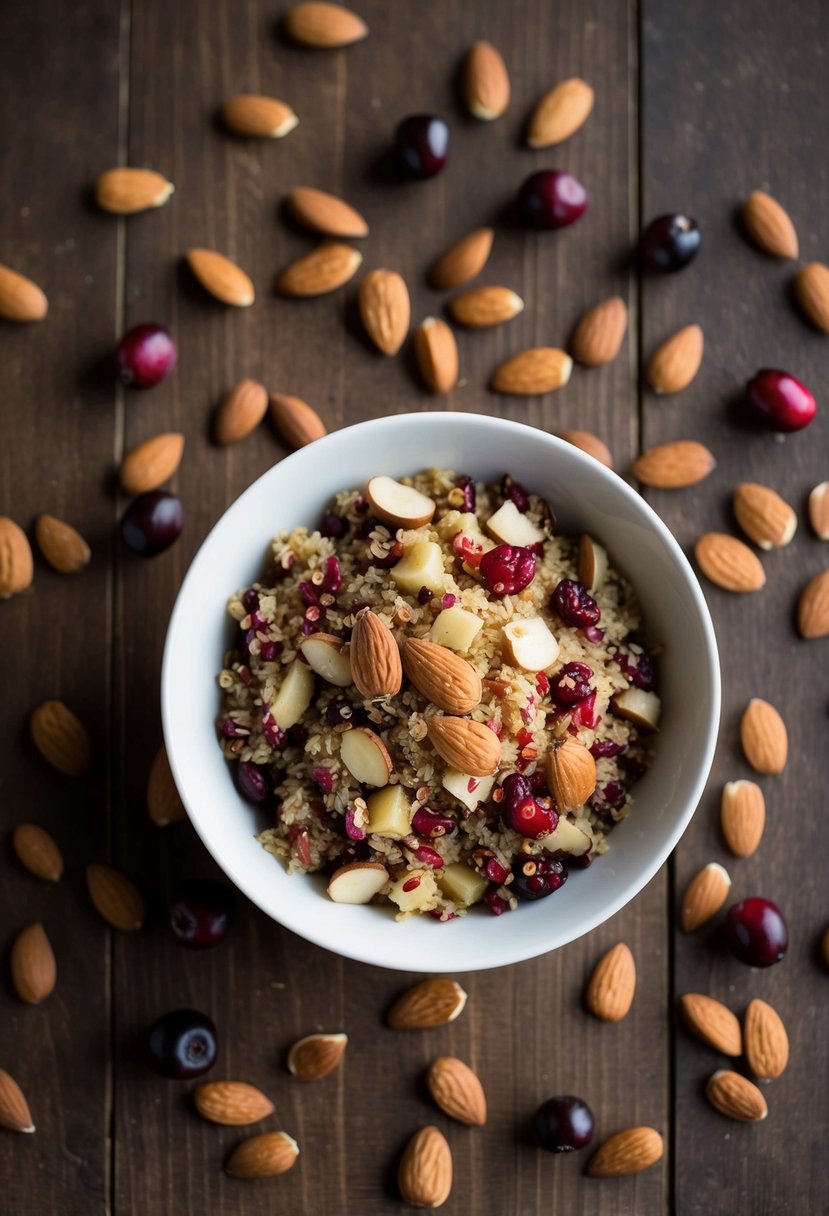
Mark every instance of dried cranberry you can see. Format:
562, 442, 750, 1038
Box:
613, 645, 655, 691
343, 806, 367, 841
320, 513, 346, 539
512, 855, 568, 900
456, 475, 476, 512
259, 641, 279, 662
417, 586, 434, 605
480, 545, 537, 597
411, 808, 457, 838
242, 589, 259, 612
311, 766, 334, 794
590, 739, 625, 759
569, 690, 599, 730
325, 699, 353, 726
501, 473, 530, 512
320, 555, 342, 595
550, 662, 594, 705
486, 857, 510, 885
235, 761, 271, 804
552, 579, 600, 628
412, 844, 444, 869
262, 713, 285, 750
484, 888, 509, 916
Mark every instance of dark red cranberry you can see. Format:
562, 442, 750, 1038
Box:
613, 645, 655, 691
394, 115, 449, 179
235, 760, 271, 804
590, 739, 625, 759
725, 897, 788, 967
320, 555, 342, 594
582, 624, 604, 644
512, 855, 568, 900
320, 513, 347, 539
640, 213, 700, 273
505, 795, 557, 838
121, 491, 183, 556
501, 473, 530, 512
486, 857, 510, 885
500, 772, 533, 816
456, 475, 476, 512
325, 699, 353, 726
115, 322, 177, 388
484, 888, 509, 916
569, 689, 599, 730
168, 880, 234, 949
417, 586, 434, 605
480, 544, 536, 597
311, 765, 334, 794
550, 661, 593, 705
147, 1008, 217, 1079
259, 641, 279, 662
298, 580, 318, 606
262, 712, 285, 750
746, 369, 817, 433
552, 579, 600, 628
242, 588, 259, 612
535, 1095, 595, 1152
411, 808, 457, 838
517, 170, 588, 229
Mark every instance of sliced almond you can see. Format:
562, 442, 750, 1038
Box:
0, 1069, 35, 1133
11, 923, 56, 1005
720, 780, 765, 857
366, 475, 435, 529
214, 379, 268, 445
586, 1126, 663, 1177
147, 743, 187, 826
744, 999, 789, 1080
398, 1125, 453, 1208
585, 942, 636, 1022
194, 1080, 275, 1125
287, 1032, 348, 1080
221, 95, 298, 139
326, 860, 389, 904
426, 1057, 486, 1126
388, 978, 467, 1029
808, 482, 829, 540
539, 816, 591, 857
402, 637, 482, 714
441, 769, 494, 813
646, 324, 703, 394
462, 41, 510, 120
680, 861, 731, 932
694, 532, 765, 593
679, 993, 742, 1056
610, 687, 661, 732
426, 717, 501, 777
794, 261, 829, 334
740, 698, 787, 774
12, 824, 63, 882
0, 515, 34, 597
120, 432, 184, 494
733, 482, 797, 549
429, 228, 494, 291
359, 270, 410, 355
226, 1130, 299, 1178
269, 393, 327, 449
0, 264, 48, 322
414, 317, 458, 393
486, 499, 546, 547
742, 190, 798, 258
559, 429, 613, 469
340, 727, 393, 787
86, 864, 146, 931
283, 2, 368, 47
30, 700, 91, 776
349, 608, 403, 698
95, 167, 173, 214
491, 347, 572, 395
34, 514, 90, 574
797, 568, 829, 639
578, 533, 607, 592
286, 186, 368, 238
502, 616, 559, 672
448, 286, 523, 329
275, 242, 361, 297
705, 1070, 767, 1122
527, 77, 594, 148
269, 659, 314, 729
300, 633, 352, 686
632, 440, 715, 489
187, 248, 254, 307
570, 296, 627, 366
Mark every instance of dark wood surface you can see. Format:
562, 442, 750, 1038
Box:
0, 2, 826, 1213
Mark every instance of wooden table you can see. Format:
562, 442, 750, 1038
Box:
1, 2, 827, 1212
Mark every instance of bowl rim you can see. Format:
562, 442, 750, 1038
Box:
161, 411, 721, 971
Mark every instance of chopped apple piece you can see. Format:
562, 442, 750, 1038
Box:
327, 860, 389, 904
429, 605, 483, 652
539, 817, 592, 856
366, 475, 436, 529
269, 659, 314, 729
437, 862, 488, 907
486, 499, 546, 547
391, 541, 447, 596
340, 727, 393, 788
502, 616, 560, 672
300, 633, 353, 687
366, 784, 413, 837
442, 768, 495, 812
387, 869, 439, 913
578, 533, 608, 592
611, 687, 661, 732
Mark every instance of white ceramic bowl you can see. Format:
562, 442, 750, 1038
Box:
162, 412, 720, 973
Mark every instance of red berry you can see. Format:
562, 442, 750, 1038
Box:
640, 213, 700, 272
121, 491, 183, 556
512, 855, 568, 900
235, 760, 271, 804
115, 323, 177, 388
550, 661, 594, 705
746, 369, 817, 432
725, 897, 788, 967
168, 880, 234, 950
479, 544, 536, 597
394, 115, 449, 179
517, 170, 588, 229
552, 579, 600, 628
506, 795, 557, 838
535, 1095, 595, 1152
147, 1009, 217, 1079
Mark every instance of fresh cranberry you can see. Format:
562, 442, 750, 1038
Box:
501, 473, 530, 512
412, 844, 444, 869
569, 690, 600, 731
517, 170, 588, 229
411, 808, 457, 838
486, 857, 510, 885
115, 323, 177, 389
505, 795, 557, 838
550, 662, 593, 705
235, 761, 271, 804
552, 579, 600, 628
484, 888, 509, 916
147, 1009, 217, 1079
512, 855, 568, 900
480, 545, 536, 597
394, 115, 449, 178
121, 491, 183, 556
417, 586, 434, 605
320, 513, 347, 539
535, 1095, 595, 1152
168, 879, 235, 950
500, 772, 533, 815
590, 739, 625, 759
640, 213, 700, 273
456, 475, 476, 512
746, 369, 817, 433
725, 897, 788, 968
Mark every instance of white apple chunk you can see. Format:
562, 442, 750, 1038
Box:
387, 869, 439, 913
442, 768, 495, 812
300, 633, 353, 687
437, 862, 488, 907
486, 500, 546, 547
539, 817, 592, 856
429, 606, 483, 652
327, 860, 389, 904
366, 784, 413, 837
578, 533, 608, 593
502, 616, 560, 672
366, 475, 436, 529
340, 727, 393, 788
391, 541, 446, 596
611, 687, 661, 732
269, 659, 314, 729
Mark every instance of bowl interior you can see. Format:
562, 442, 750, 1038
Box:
162, 413, 720, 972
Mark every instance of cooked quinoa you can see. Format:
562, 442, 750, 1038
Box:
217, 469, 660, 921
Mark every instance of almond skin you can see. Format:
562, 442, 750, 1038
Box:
11, 923, 56, 1004
425, 717, 501, 777
359, 269, 410, 355
86, 864, 145, 931
194, 1080, 274, 1126
705, 1070, 767, 1122
187, 248, 254, 307
226, 1130, 299, 1178
30, 700, 91, 777
270, 393, 327, 449
808, 482, 829, 540
287, 1032, 347, 1080
744, 999, 789, 1080
646, 324, 703, 394
740, 698, 787, 774
0, 515, 34, 596
349, 609, 403, 699
34, 514, 91, 574
586, 1127, 664, 1177
742, 190, 798, 258
0, 1069, 35, 1133
694, 532, 765, 593
570, 296, 627, 365
797, 568, 829, 639
387, 978, 467, 1029
286, 186, 368, 238
398, 1125, 453, 1208
447, 286, 524, 329
283, 2, 368, 47
429, 228, 493, 290
680, 862, 731, 932
546, 737, 597, 810
491, 347, 572, 395
559, 430, 613, 468
585, 942, 636, 1022
95, 167, 173, 214
275, 243, 362, 297
214, 379, 269, 445
147, 743, 187, 826
632, 440, 715, 488
527, 77, 594, 148
221, 95, 298, 139
679, 993, 742, 1056
462, 41, 510, 120
401, 637, 482, 714
720, 780, 765, 857
414, 317, 458, 393
733, 483, 796, 549
0, 264, 48, 322
426, 1057, 486, 1126
120, 433, 184, 494
12, 824, 64, 882
794, 262, 829, 334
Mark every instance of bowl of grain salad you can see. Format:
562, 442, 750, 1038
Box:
162, 412, 720, 972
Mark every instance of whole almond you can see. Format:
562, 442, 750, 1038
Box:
462, 41, 510, 120
120, 432, 184, 494
214, 379, 269, 445
740, 698, 787, 774
632, 440, 715, 488
744, 999, 789, 1080
559, 429, 613, 468
426, 1057, 486, 1126
398, 1125, 452, 1208
425, 717, 501, 777
720, 779, 765, 857
147, 743, 187, 825
413, 317, 458, 393
12, 824, 64, 882
30, 700, 91, 777
286, 186, 368, 238
0, 1069, 35, 1133
194, 1080, 274, 1126
679, 993, 742, 1056
807, 481, 829, 540
401, 637, 482, 714
491, 347, 573, 395
797, 568, 829, 639
0, 515, 34, 596
387, 978, 467, 1029
733, 482, 797, 549
95, 167, 173, 214
275, 243, 362, 297
794, 262, 829, 334
742, 190, 798, 258
86, 863, 145, 931
448, 286, 524, 329
34, 514, 91, 574
11, 923, 56, 1005
359, 269, 410, 355
680, 862, 731, 932
527, 77, 594, 148
283, 2, 367, 47
0, 264, 48, 322
287, 1032, 347, 1080
705, 1070, 767, 1122
570, 296, 627, 365
221, 95, 298, 139
226, 1130, 299, 1178
694, 532, 765, 593
187, 248, 254, 307
429, 228, 494, 290
586, 1126, 663, 1177
585, 942, 636, 1022
350, 608, 403, 699
646, 324, 703, 394
546, 737, 597, 811
270, 393, 327, 449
